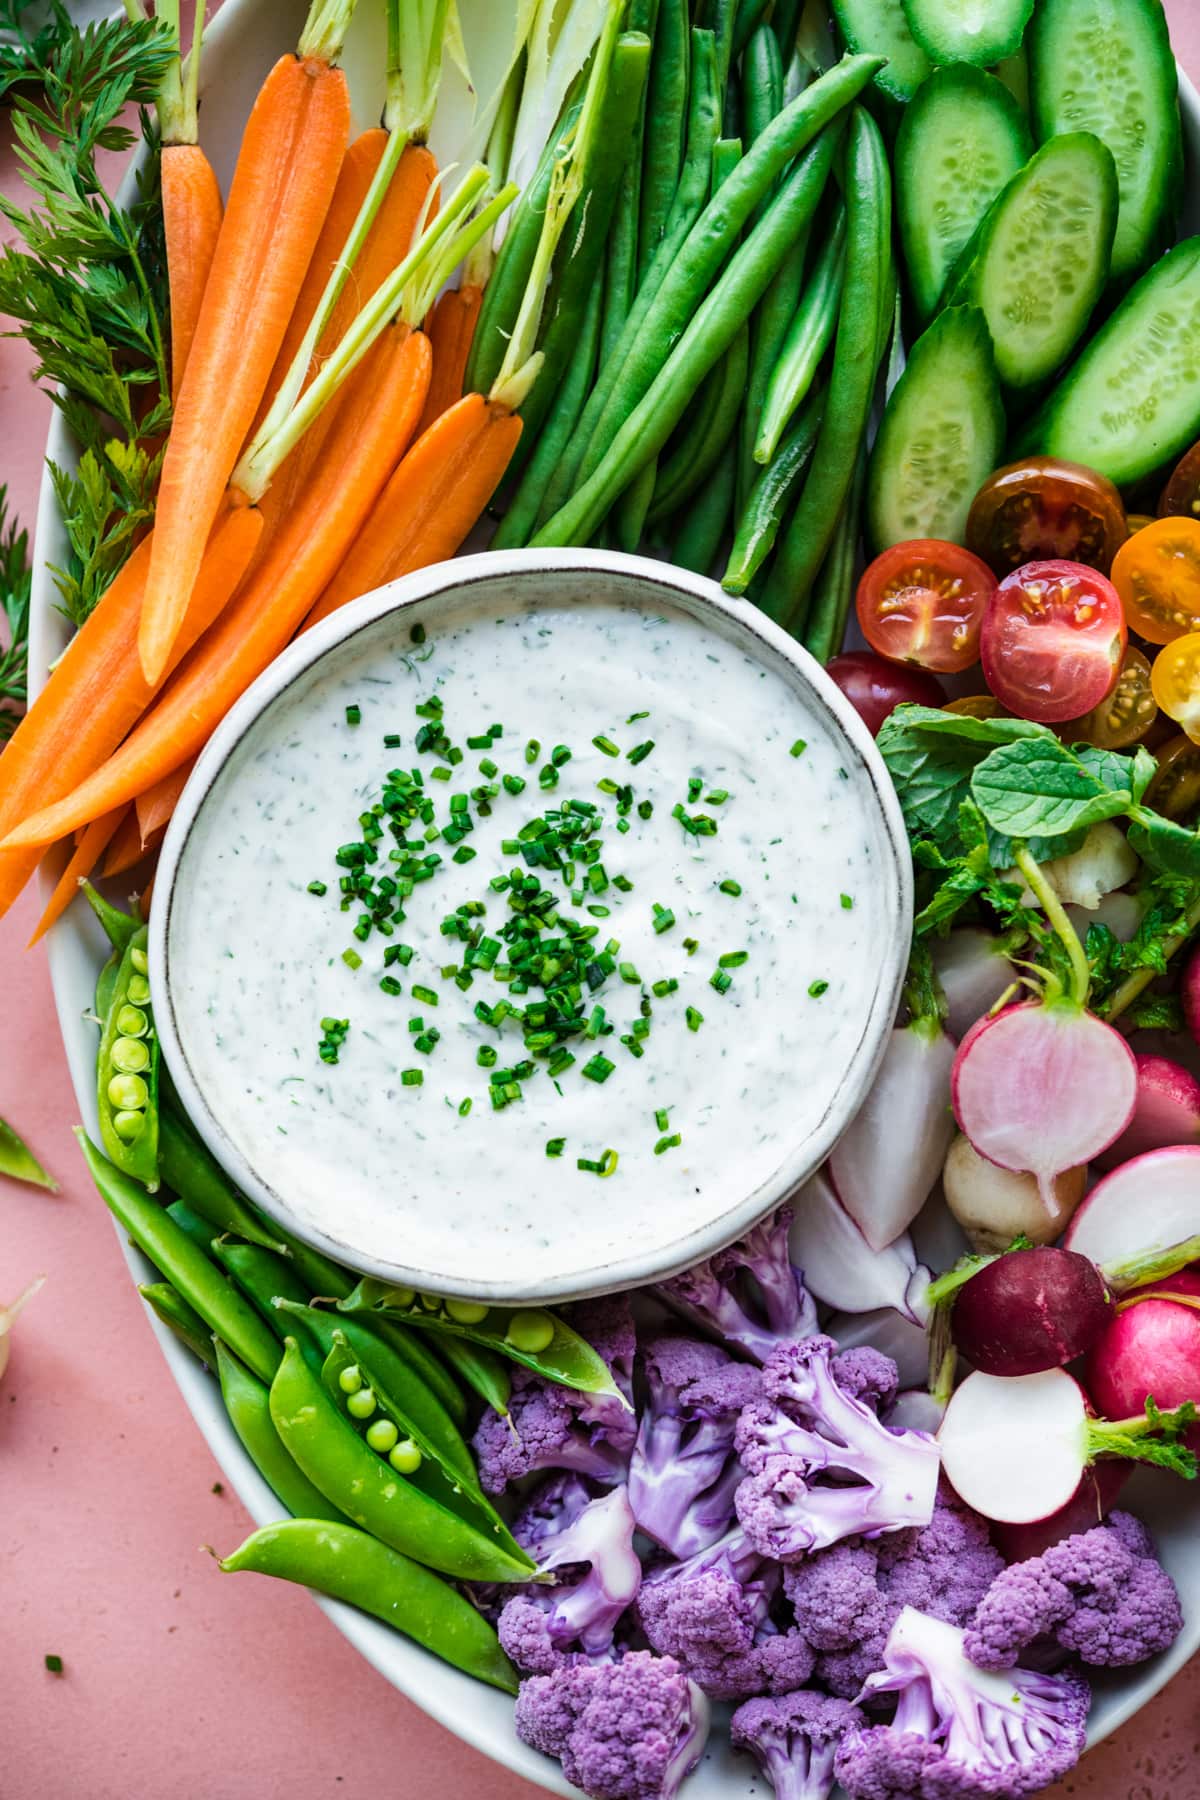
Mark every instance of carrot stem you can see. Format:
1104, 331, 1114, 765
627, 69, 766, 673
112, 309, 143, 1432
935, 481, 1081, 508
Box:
299, 0, 360, 63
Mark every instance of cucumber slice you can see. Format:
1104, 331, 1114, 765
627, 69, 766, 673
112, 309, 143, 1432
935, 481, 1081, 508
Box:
943, 132, 1118, 392
830, 0, 931, 103
867, 306, 1005, 552
902, 0, 1034, 68
1017, 237, 1200, 488
1031, 0, 1182, 282
896, 65, 1032, 325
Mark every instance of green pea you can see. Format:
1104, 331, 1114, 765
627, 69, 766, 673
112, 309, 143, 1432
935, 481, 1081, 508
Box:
111, 1036, 151, 1075
389, 1438, 423, 1474
505, 1309, 556, 1354
417, 1292, 444, 1312
338, 1364, 364, 1395
112, 1110, 147, 1143
116, 1005, 148, 1038
445, 1299, 490, 1325
346, 1386, 376, 1419
126, 974, 151, 1006
365, 1418, 399, 1454
388, 1286, 416, 1308
107, 1072, 148, 1112
130, 947, 149, 975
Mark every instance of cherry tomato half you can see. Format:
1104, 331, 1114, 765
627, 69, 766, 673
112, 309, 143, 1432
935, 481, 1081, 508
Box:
1111, 516, 1200, 645
967, 457, 1127, 576
980, 559, 1127, 725
855, 541, 995, 673
1126, 513, 1157, 537
1145, 733, 1200, 821
1151, 634, 1200, 742
1061, 646, 1156, 750
944, 695, 1007, 721
1158, 441, 1200, 521
826, 652, 946, 737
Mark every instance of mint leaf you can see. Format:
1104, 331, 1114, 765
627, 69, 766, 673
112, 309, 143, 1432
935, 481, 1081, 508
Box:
1128, 813, 1200, 878
971, 738, 1131, 839
1131, 745, 1157, 805
877, 707, 1054, 858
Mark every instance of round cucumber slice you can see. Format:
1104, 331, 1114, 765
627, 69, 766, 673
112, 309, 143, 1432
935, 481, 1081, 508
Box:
1031, 0, 1182, 282
897, 65, 1032, 325
903, 0, 1035, 68
1017, 237, 1200, 488
943, 132, 1118, 392
867, 306, 1006, 553
831, 0, 931, 103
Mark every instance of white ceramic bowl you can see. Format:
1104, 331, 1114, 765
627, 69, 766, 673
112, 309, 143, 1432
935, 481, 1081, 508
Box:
29, 0, 1200, 1789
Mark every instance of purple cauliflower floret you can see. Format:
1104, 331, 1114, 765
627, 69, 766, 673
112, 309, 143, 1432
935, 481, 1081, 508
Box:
831, 1346, 900, 1413
734, 1336, 940, 1559
473, 1294, 637, 1495
730, 1689, 865, 1800
499, 1475, 642, 1674
783, 1491, 1005, 1699
964, 1509, 1183, 1673
656, 1207, 817, 1363
628, 1334, 762, 1560
834, 1608, 1090, 1800
514, 1649, 711, 1800
636, 1526, 815, 1701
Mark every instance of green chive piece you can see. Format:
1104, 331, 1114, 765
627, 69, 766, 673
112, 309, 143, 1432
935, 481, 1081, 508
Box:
654, 1133, 682, 1155
718, 879, 741, 897
546, 1137, 566, 1158
593, 734, 620, 757
627, 741, 654, 765
618, 961, 640, 984
379, 976, 402, 997
719, 950, 748, 968
809, 979, 829, 998
686, 1007, 704, 1032
458, 1098, 472, 1116
706, 789, 728, 804
577, 1148, 618, 1176
341, 948, 362, 970
790, 739, 807, 757
840, 894, 854, 910
683, 937, 699, 956
710, 969, 732, 994
307, 880, 327, 896
652, 905, 675, 935
401, 1069, 424, 1087
654, 1108, 670, 1131
582, 1054, 615, 1084
345, 703, 361, 726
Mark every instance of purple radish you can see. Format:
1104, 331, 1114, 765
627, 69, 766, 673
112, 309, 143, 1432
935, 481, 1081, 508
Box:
952, 1001, 1136, 1212
991, 1462, 1133, 1563
1086, 1270, 1200, 1450
942, 1132, 1087, 1253
790, 1169, 931, 1324
1094, 1055, 1200, 1170
1065, 1147, 1200, 1286
948, 1247, 1114, 1376
830, 1019, 957, 1251
931, 930, 1017, 1042
937, 1366, 1197, 1524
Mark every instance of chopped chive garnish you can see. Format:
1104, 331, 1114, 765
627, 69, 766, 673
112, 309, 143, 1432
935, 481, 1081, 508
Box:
593, 734, 620, 757
458, 1097, 472, 1116
718, 879, 741, 897
582, 1054, 615, 1084
790, 738, 807, 757
710, 969, 732, 994
379, 976, 402, 996
652, 904, 675, 935
551, 744, 572, 767
384, 943, 415, 967
654, 1133, 682, 1155
577, 1148, 618, 1176
706, 789, 728, 804
384, 733, 402, 748
307, 880, 327, 896
401, 1069, 424, 1087
477, 1045, 497, 1067
627, 740, 654, 764
627, 710, 649, 723
809, 979, 829, 998
341, 948, 362, 970
840, 894, 854, 910
651, 977, 678, 998
410, 623, 426, 644
525, 738, 540, 764
688, 777, 702, 803
618, 961, 640, 984
719, 950, 748, 968
466, 734, 492, 750
637, 800, 653, 819
452, 846, 477, 864
546, 1137, 566, 1158
685, 1007, 703, 1032
431, 765, 451, 781
412, 984, 438, 1006
683, 937, 699, 956
654, 1107, 670, 1131
345, 703, 361, 726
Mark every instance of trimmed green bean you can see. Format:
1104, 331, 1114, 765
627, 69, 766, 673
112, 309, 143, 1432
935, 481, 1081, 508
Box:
670, 445, 737, 575
218, 1519, 519, 1693
139, 1282, 212, 1362
268, 1339, 533, 1583
216, 1339, 351, 1525
80, 1132, 281, 1383
803, 438, 868, 664
599, 0, 660, 365
614, 458, 657, 553
734, 0, 774, 59
756, 202, 846, 464
432, 1334, 512, 1417
212, 1240, 312, 1334
742, 25, 783, 196
158, 1102, 286, 1252
760, 105, 891, 634
773, 0, 803, 56
638, 0, 689, 281
707, 0, 738, 94
648, 317, 749, 525
723, 385, 825, 593
495, 280, 604, 550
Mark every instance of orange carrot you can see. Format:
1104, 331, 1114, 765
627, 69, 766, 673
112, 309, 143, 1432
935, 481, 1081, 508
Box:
0, 498, 261, 917
104, 808, 161, 878
305, 394, 522, 629
418, 282, 482, 433
7, 325, 433, 851
162, 144, 223, 403
139, 49, 351, 685
28, 809, 125, 945
135, 756, 196, 844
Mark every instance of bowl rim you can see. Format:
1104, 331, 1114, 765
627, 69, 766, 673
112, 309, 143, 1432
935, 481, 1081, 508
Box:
148, 545, 913, 1303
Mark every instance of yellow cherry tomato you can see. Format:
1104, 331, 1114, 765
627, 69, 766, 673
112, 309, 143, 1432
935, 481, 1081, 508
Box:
1151, 633, 1200, 741
1111, 517, 1200, 645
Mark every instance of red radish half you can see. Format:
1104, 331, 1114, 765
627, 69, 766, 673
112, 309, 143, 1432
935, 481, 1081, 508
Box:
991, 1463, 1132, 1563
1095, 1055, 1200, 1169
1066, 1146, 1200, 1280
830, 1022, 957, 1252
950, 1247, 1114, 1376
790, 1169, 930, 1324
951, 1001, 1137, 1210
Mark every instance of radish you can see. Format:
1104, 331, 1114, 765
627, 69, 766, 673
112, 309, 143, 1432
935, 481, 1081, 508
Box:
887, 1389, 948, 1434
930, 930, 1016, 1042
1086, 1274, 1200, 1450
1065, 1147, 1200, 1288
991, 1462, 1133, 1563
1094, 1055, 1200, 1169
937, 1367, 1197, 1524
790, 1168, 931, 1324
829, 1019, 957, 1252
1183, 940, 1200, 1046
942, 1132, 1086, 1253
946, 1246, 1114, 1376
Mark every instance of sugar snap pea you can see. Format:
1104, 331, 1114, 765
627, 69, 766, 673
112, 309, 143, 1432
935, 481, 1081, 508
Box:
212, 1240, 312, 1334
267, 1221, 354, 1302
165, 1197, 218, 1255
97, 925, 159, 1189
638, 0, 689, 281
157, 1101, 286, 1252
670, 445, 737, 575
81, 1132, 281, 1383
803, 438, 868, 665
81, 879, 139, 952
431, 1334, 512, 1417
268, 1338, 533, 1583
494, 279, 604, 550
139, 1282, 213, 1363
217, 1519, 519, 1694
755, 203, 846, 464
723, 385, 825, 594
215, 1340, 352, 1526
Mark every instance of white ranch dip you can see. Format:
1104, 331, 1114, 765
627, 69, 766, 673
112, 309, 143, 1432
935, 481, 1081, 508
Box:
165, 583, 897, 1292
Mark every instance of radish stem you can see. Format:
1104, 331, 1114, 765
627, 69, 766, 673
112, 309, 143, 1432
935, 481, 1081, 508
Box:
1103, 1232, 1200, 1293
1013, 845, 1089, 1008
1106, 891, 1200, 1023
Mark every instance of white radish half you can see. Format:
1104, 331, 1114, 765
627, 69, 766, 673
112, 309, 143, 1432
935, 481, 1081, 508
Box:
829, 1022, 957, 1251
790, 1168, 931, 1324
931, 930, 1017, 1042
952, 1002, 1137, 1210
938, 1369, 1098, 1523
942, 1132, 1087, 1253
1066, 1146, 1200, 1277
0, 1276, 45, 1385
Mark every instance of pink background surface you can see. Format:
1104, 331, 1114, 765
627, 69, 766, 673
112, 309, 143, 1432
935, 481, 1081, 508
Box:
4, 7, 1200, 1795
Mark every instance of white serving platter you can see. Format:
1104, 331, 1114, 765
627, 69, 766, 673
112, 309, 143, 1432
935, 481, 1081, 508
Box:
28, 1, 1200, 1791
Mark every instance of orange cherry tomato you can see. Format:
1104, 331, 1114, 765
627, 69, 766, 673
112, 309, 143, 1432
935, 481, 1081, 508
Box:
1145, 733, 1200, 820
1151, 633, 1200, 741
1061, 646, 1156, 750
980, 560, 1126, 725
944, 695, 1006, 720
856, 540, 996, 673
1111, 517, 1200, 645
967, 457, 1127, 576
1158, 441, 1200, 521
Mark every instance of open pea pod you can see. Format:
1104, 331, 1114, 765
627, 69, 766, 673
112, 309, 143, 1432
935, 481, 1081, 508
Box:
81, 879, 140, 952
96, 925, 159, 1190
338, 1280, 627, 1403
320, 1332, 528, 1566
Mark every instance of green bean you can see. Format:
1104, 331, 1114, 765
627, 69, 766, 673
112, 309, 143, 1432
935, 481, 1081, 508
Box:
649, 318, 749, 525
670, 444, 737, 575
139, 1282, 212, 1363
723, 385, 825, 593
463, 99, 584, 398
562, 53, 883, 495
755, 202, 846, 464
742, 26, 783, 196
613, 458, 657, 553
217, 1519, 519, 1693
534, 123, 843, 550
166, 1197, 218, 1256
760, 105, 891, 634
215, 1340, 351, 1525
431, 1334, 512, 1417
495, 280, 604, 550
80, 1132, 282, 1382
803, 438, 868, 664
707, 0, 738, 95
212, 1240, 312, 1334
277, 1300, 475, 1481
158, 1102, 286, 1252
773, 0, 803, 56
80, 878, 138, 952
96, 925, 159, 1189
734, 0, 774, 59
600, 0, 659, 366
268, 1339, 533, 1583
638, 0, 689, 282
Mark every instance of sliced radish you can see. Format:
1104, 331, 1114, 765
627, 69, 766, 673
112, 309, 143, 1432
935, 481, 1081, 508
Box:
952, 1001, 1137, 1210
949, 1247, 1113, 1376
790, 1168, 930, 1324
1095, 1055, 1200, 1169
931, 930, 1016, 1042
991, 1462, 1132, 1563
1066, 1147, 1200, 1284
886, 1389, 948, 1434
942, 1132, 1086, 1254
830, 1022, 957, 1252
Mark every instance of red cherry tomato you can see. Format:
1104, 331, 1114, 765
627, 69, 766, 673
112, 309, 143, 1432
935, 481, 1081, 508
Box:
826, 652, 947, 737
1158, 441, 1200, 521
855, 540, 996, 673
967, 457, 1127, 575
980, 559, 1127, 725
